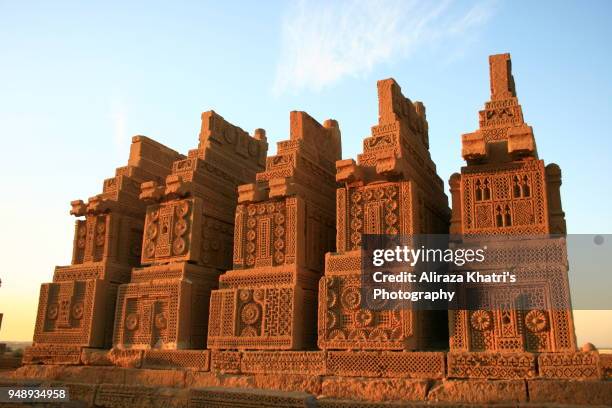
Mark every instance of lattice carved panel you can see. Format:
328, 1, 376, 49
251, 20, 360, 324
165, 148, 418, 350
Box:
342, 182, 412, 251
114, 279, 191, 350
318, 272, 414, 350
461, 160, 548, 235
33, 279, 112, 347
208, 285, 315, 350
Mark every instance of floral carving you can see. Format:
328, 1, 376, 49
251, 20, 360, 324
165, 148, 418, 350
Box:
241, 303, 260, 325
354, 309, 373, 327
525, 309, 548, 332
341, 286, 361, 310
470, 310, 492, 331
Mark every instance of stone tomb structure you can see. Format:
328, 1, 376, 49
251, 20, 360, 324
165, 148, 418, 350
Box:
112, 111, 268, 351
447, 53, 583, 379
208, 111, 341, 351
27, 136, 183, 364
17, 55, 611, 407
318, 78, 451, 354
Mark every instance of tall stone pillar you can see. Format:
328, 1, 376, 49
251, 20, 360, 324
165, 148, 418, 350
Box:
447, 54, 578, 379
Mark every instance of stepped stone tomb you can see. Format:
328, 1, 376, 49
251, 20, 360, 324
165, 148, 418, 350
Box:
4, 54, 610, 407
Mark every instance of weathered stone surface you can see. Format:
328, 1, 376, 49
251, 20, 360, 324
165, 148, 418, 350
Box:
321, 377, 429, 402
12, 365, 67, 381
326, 351, 444, 378
447, 352, 536, 379
190, 387, 316, 408
317, 401, 414, 408
13, 365, 124, 384
123, 368, 186, 388
23, 344, 82, 365
528, 379, 612, 406
0, 377, 44, 387
95, 384, 190, 408
80, 348, 113, 366
241, 351, 326, 375
108, 349, 143, 368
143, 349, 209, 371
253, 373, 321, 395
427, 379, 526, 404
185, 371, 255, 389
184, 371, 320, 395
211, 350, 241, 373
538, 351, 602, 379
49, 381, 97, 406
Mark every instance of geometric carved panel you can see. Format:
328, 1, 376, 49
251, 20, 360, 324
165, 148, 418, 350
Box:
462, 160, 549, 235
208, 285, 315, 350
113, 279, 192, 350
318, 270, 416, 351
33, 279, 113, 348
141, 198, 202, 265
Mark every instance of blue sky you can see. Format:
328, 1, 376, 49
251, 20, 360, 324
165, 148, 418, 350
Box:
0, 0, 611, 343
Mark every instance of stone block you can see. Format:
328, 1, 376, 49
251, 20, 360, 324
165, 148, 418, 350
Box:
447, 352, 536, 379
427, 379, 527, 404
538, 351, 601, 379
528, 379, 612, 406
95, 384, 190, 408
184, 371, 254, 389
189, 387, 316, 408
123, 368, 186, 388
23, 344, 82, 365
321, 377, 429, 402
211, 350, 241, 373
143, 349, 209, 371
109, 349, 143, 368
80, 348, 113, 366
253, 373, 322, 395
241, 351, 325, 375
461, 132, 486, 161
49, 381, 98, 406
326, 351, 444, 378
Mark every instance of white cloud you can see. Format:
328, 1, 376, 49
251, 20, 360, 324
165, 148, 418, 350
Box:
273, 0, 496, 95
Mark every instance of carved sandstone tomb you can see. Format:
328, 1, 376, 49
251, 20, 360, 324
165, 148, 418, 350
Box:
447, 53, 580, 379
26, 136, 183, 364
318, 79, 451, 352
207, 111, 341, 350
112, 111, 268, 350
